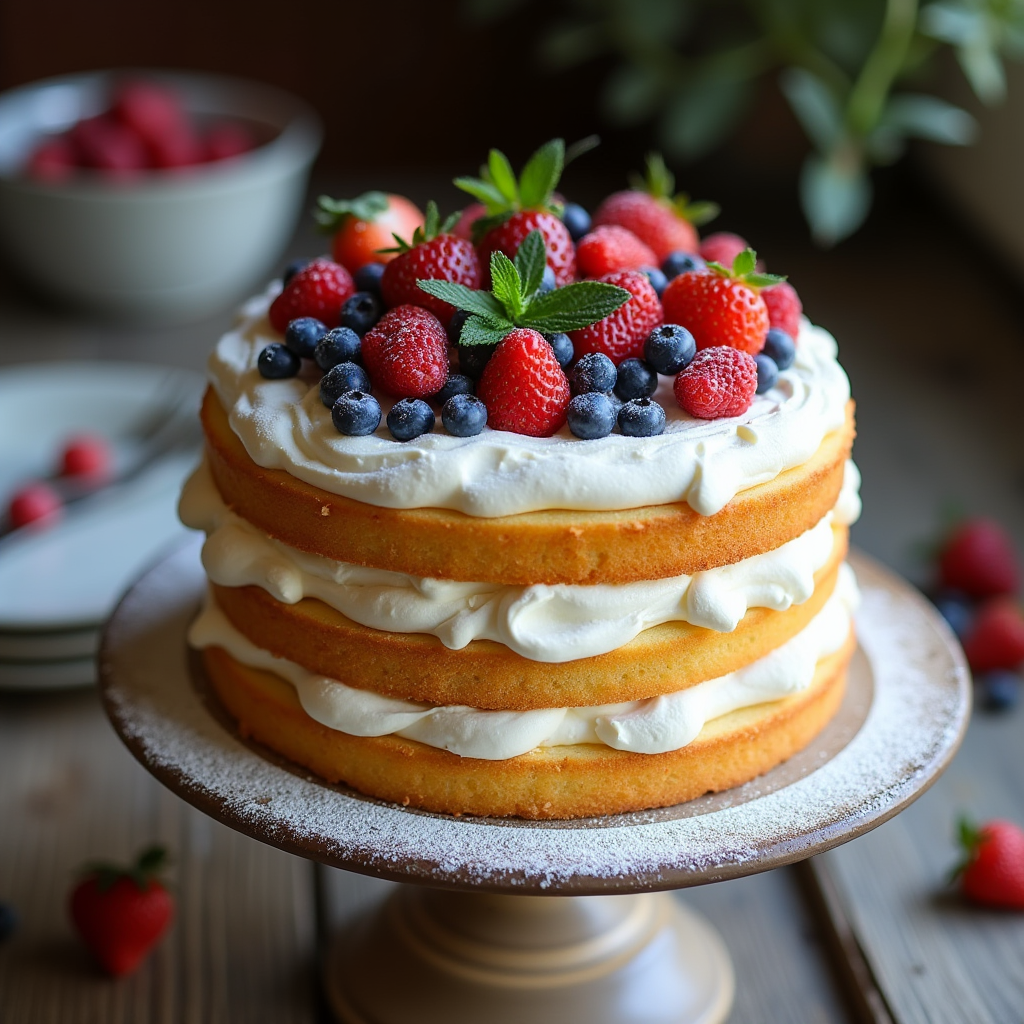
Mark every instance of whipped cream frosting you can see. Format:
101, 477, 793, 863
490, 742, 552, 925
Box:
189, 563, 859, 758
180, 458, 860, 662
207, 287, 852, 518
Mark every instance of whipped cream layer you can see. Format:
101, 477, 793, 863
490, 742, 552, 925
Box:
181, 458, 860, 662
190, 563, 859, 759
207, 287, 851, 518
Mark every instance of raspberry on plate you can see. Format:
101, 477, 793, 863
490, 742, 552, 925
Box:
576, 225, 657, 277
268, 258, 355, 334
570, 270, 663, 364
939, 518, 1020, 598
674, 346, 758, 419
361, 305, 449, 399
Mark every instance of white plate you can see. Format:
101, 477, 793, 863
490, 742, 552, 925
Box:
0, 361, 204, 632
0, 626, 99, 660
0, 655, 95, 690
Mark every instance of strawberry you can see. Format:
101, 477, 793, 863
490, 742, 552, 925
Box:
963, 599, 1024, 672
8, 483, 62, 529
361, 304, 449, 398
699, 232, 751, 268
762, 281, 803, 339
674, 346, 758, 419
453, 202, 487, 240
570, 270, 662, 364
576, 225, 657, 277
939, 518, 1020, 598
317, 192, 424, 273
661, 249, 780, 355
592, 153, 718, 261
477, 328, 570, 436
456, 140, 577, 285
268, 258, 355, 334
380, 202, 481, 327
61, 434, 111, 478
69, 846, 174, 976
954, 819, 1024, 909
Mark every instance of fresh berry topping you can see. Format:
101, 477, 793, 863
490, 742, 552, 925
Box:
567, 392, 617, 439
434, 374, 475, 405
340, 291, 383, 336
70, 116, 148, 177
699, 232, 750, 268
939, 519, 1020, 598
954, 819, 1024, 908
360, 305, 449, 398
545, 332, 574, 369
618, 396, 666, 436
387, 398, 435, 441
26, 137, 77, 182
282, 258, 309, 287
539, 265, 557, 294
316, 192, 424, 273
331, 391, 381, 436
661, 251, 706, 279
453, 203, 487, 240
268, 258, 355, 334
614, 358, 658, 401
480, 210, 576, 286
354, 261, 386, 295
674, 346, 758, 419
61, 434, 111, 478
447, 308, 472, 346
569, 352, 617, 395
763, 328, 796, 371
963, 599, 1024, 672
458, 340, 497, 380
932, 591, 975, 639
69, 845, 173, 976
754, 353, 779, 393
257, 343, 300, 379
640, 265, 668, 298
476, 328, 570, 436
644, 323, 696, 375
762, 281, 803, 338
9, 483, 62, 529
979, 670, 1020, 712
570, 269, 663, 364
442, 393, 488, 436
320, 362, 372, 408
284, 317, 327, 358
112, 81, 188, 146
576, 225, 657, 277
559, 203, 589, 241
315, 327, 362, 371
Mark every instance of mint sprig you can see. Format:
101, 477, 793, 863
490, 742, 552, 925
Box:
417, 230, 630, 346
315, 191, 390, 233
707, 248, 786, 289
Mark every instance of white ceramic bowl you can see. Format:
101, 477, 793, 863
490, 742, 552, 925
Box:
0, 70, 322, 319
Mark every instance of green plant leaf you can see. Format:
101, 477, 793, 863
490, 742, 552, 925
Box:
488, 149, 520, 203
539, 21, 608, 69
460, 315, 512, 346
959, 41, 1007, 103
659, 70, 752, 161
779, 68, 843, 155
882, 94, 977, 145
514, 230, 547, 298
601, 62, 665, 126
800, 154, 873, 247
416, 280, 506, 320
519, 139, 564, 208
518, 281, 631, 333
732, 248, 756, 277
490, 251, 524, 319
453, 177, 508, 210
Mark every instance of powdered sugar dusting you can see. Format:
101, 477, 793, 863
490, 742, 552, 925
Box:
99, 540, 969, 894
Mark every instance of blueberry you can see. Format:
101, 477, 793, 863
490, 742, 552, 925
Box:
567, 392, 617, 439
320, 362, 371, 408
763, 327, 796, 371
932, 591, 974, 640
332, 390, 381, 435
618, 397, 666, 437
258, 343, 300, 379
0, 903, 16, 944
545, 332, 574, 369
434, 374, 475, 405
661, 251, 705, 279
639, 265, 668, 298
979, 670, 1021, 712
458, 341, 497, 380
282, 258, 309, 286
387, 398, 435, 441
615, 358, 658, 401
447, 308, 471, 346
442, 393, 488, 436
569, 352, 617, 395
538, 265, 557, 294
561, 202, 591, 242
644, 324, 696, 375
754, 354, 779, 394
354, 261, 386, 295
340, 291, 383, 336
315, 327, 363, 370
284, 317, 327, 359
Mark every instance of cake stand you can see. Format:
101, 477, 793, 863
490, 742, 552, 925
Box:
99, 540, 970, 1024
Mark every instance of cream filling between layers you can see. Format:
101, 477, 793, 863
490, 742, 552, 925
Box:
180, 458, 861, 663
208, 288, 851, 518
190, 563, 859, 759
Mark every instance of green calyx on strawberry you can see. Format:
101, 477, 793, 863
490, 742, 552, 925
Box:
706, 248, 786, 290
951, 817, 1024, 908
417, 230, 630, 346
79, 844, 170, 893
378, 200, 460, 253
629, 152, 720, 227
314, 190, 391, 232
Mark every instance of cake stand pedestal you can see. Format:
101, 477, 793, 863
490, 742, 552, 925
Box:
99, 542, 969, 1024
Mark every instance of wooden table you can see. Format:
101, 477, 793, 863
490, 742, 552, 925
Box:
1, 175, 1023, 1022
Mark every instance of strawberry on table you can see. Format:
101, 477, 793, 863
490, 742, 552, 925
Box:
953, 819, 1024, 909
963, 599, 1024, 673
569, 269, 663, 364
316, 192, 424, 273
69, 846, 174, 976
268, 258, 355, 334
361, 305, 450, 399
939, 518, 1020, 598
576, 225, 657, 278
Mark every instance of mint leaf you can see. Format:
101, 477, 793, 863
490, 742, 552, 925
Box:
519, 281, 630, 332
460, 315, 512, 347
748, 272, 787, 288
490, 251, 524, 319
488, 149, 519, 204
519, 139, 564, 208
514, 230, 546, 298
417, 280, 506, 320
732, 249, 756, 276
453, 177, 507, 209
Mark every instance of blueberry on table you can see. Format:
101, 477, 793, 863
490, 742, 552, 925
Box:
354, 261, 386, 295
545, 333, 574, 369
615, 358, 658, 401
567, 392, 616, 440
340, 291, 383, 336
258, 343, 300, 379
388, 398, 436, 441
569, 353, 617, 396
442, 394, 488, 437
754, 354, 779, 394
661, 251, 705, 279
644, 324, 695, 375
320, 362, 372, 408
763, 328, 796, 371
315, 327, 363, 371
618, 397, 666, 437
284, 317, 327, 359
639, 265, 668, 298
434, 374, 475, 405
332, 391, 381, 436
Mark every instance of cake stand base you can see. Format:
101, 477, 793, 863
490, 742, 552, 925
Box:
324, 887, 733, 1024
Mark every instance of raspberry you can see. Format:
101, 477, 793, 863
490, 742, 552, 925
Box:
939, 519, 1020, 598
570, 270, 663, 364
699, 232, 750, 268
268, 258, 355, 334
479, 211, 576, 287
576, 225, 657, 277
204, 121, 256, 161
61, 434, 111, 478
593, 192, 698, 261
661, 270, 769, 354
9, 483, 62, 529
674, 346, 757, 419
963, 599, 1024, 672
381, 235, 481, 327
360, 305, 449, 399
26, 137, 77, 182
476, 328, 570, 436
762, 281, 802, 339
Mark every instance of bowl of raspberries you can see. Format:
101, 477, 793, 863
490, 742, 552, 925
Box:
0, 70, 321, 319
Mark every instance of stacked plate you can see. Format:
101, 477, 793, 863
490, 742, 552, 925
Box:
0, 361, 204, 690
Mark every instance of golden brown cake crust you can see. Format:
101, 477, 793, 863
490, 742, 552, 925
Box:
201, 632, 854, 820
210, 526, 846, 709
201, 388, 855, 585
